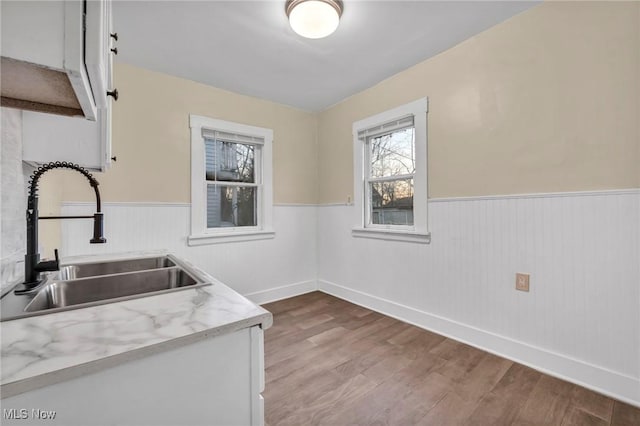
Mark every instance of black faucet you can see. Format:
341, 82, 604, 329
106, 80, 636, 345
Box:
16, 161, 106, 293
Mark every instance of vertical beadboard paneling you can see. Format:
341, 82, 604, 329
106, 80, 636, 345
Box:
60, 204, 317, 298
317, 191, 640, 405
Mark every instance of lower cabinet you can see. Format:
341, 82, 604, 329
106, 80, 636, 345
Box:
2, 326, 265, 426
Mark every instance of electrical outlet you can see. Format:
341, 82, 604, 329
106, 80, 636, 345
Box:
516, 273, 530, 292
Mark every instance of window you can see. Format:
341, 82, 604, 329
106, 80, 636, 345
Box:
205, 136, 256, 228
189, 115, 274, 245
352, 98, 430, 243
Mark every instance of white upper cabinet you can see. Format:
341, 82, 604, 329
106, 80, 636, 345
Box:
2, 0, 116, 171
1, 0, 115, 120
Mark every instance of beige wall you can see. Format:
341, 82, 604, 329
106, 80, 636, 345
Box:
317, 1, 640, 202
61, 63, 318, 204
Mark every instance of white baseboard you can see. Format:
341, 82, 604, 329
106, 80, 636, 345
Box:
317, 279, 640, 408
244, 280, 318, 305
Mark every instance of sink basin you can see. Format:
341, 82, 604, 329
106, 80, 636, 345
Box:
0, 254, 212, 321
58, 256, 176, 280
26, 267, 198, 312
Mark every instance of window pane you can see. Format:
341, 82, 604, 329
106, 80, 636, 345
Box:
205, 139, 255, 183
207, 185, 256, 228
369, 127, 415, 178
370, 178, 414, 226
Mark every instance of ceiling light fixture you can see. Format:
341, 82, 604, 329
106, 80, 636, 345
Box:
285, 0, 343, 39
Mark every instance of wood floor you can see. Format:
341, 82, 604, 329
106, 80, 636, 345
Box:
262, 292, 640, 426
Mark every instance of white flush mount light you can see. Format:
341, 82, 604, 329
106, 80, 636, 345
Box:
285, 0, 343, 39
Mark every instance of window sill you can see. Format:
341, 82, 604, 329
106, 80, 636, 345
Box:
352, 227, 431, 244
188, 230, 275, 246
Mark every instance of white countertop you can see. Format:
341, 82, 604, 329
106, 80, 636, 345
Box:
0, 252, 272, 398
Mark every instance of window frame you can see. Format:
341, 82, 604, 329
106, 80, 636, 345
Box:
188, 115, 274, 246
352, 98, 430, 244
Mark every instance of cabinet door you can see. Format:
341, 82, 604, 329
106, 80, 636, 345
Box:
85, 0, 111, 110
250, 326, 266, 426
64, 0, 98, 120
2, 328, 256, 426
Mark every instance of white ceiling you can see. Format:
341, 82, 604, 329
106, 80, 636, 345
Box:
114, 1, 539, 112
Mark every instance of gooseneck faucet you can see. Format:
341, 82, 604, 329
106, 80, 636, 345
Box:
17, 161, 106, 293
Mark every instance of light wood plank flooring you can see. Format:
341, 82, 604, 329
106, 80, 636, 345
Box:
263, 292, 640, 425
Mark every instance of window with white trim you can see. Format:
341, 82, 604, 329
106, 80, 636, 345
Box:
188, 115, 274, 245
352, 98, 430, 243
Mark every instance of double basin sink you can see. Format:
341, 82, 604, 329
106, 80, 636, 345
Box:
0, 255, 211, 321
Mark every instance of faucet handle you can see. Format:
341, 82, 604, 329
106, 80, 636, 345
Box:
35, 248, 60, 272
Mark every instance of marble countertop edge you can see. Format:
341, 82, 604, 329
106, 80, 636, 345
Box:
1, 311, 271, 399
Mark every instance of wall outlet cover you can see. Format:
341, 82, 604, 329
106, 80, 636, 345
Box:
516, 273, 530, 292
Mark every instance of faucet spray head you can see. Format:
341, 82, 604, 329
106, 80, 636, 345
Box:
90, 213, 107, 244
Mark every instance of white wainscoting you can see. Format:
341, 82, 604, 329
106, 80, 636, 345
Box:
317, 190, 640, 406
60, 203, 317, 300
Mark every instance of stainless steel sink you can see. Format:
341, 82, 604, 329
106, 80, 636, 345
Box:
25, 267, 197, 312
0, 255, 211, 321
58, 256, 176, 280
